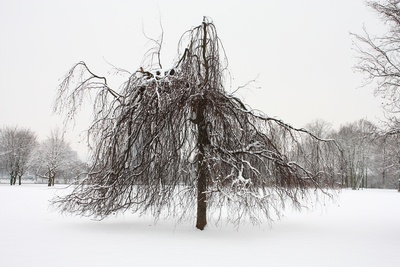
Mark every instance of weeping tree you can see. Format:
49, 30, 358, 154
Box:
53, 18, 341, 230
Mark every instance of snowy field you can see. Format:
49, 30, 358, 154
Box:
0, 185, 399, 267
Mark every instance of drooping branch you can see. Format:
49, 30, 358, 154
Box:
54, 61, 122, 127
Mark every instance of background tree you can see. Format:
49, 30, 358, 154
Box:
352, 0, 400, 129
301, 120, 344, 187
53, 18, 341, 230
300, 118, 400, 190
371, 132, 400, 188
0, 126, 37, 185
30, 129, 86, 186
352, 1, 400, 189
334, 119, 377, 189
384, 134, 400, 187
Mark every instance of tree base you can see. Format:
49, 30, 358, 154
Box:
196, 221, 207, 230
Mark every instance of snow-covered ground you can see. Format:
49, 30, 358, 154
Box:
0, 185, 399, 267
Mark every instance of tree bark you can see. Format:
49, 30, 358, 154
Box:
196, 145, 207, 230
195, 20, 211, 230
195, 100, 210, 230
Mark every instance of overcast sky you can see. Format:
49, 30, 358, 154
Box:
0, 0, 386, 157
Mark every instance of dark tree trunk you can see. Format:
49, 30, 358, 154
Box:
195, 20, 212, 230
195, 100, 210, 230
10, 173, 17, 186
18, 175, 22, 185
48, 176, 55, 186
196, 146, 207, 230
48, 170, 55, 186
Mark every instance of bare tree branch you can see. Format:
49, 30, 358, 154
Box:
352, 0, 400, 120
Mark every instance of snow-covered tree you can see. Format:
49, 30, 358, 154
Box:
301, 120, 344, 187
0, 126, 37, 185
369, 132, 400, 188
352, 0, 400, 131
333, 120, 377, 189
30, 130, 85, 186
53, 18, 342, 230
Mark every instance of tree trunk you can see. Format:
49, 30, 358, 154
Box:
10, 173, 16, 186
398, 178, 400, 193
48, 170, 55, 186
48, 175, 54, 187
18, 175, 22, 185
195, 20, 211, 230
196, 146, 207, 230
195, 100, 210, 230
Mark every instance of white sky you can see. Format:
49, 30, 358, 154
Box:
0, 0, 386, 157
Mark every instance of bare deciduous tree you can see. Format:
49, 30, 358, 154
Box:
334, 120, 377, 189
30, 129, 85, 186
371, 132, 400, 188
302, 120, 345, 187
53, 18, 341, 230
0, 126, 37, 185
352, 0, 400, 126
